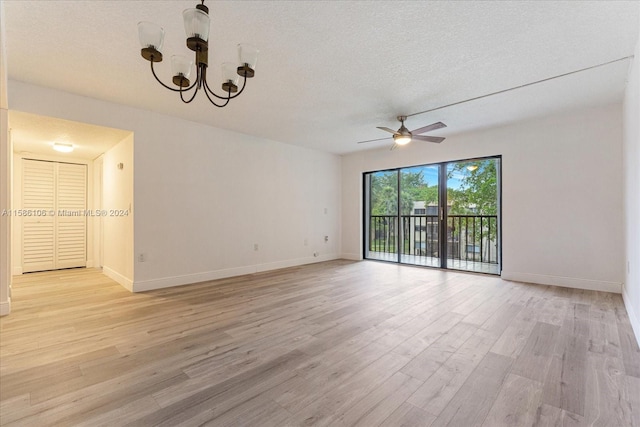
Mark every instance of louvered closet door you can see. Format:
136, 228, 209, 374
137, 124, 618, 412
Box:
22, 160, 56, 272
22, 159, 87, 273
56, 163, 87, 269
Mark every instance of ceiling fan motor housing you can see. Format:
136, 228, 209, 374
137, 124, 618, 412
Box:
396, 116, 411, 136
393, 116, 412, 145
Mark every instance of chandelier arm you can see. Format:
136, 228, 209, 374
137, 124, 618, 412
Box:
196, 64, 204, 90
150, 61, 197, 92
179, 82, 200, 104
227, 75, 248, 100
202, 83, 232, 107
202, 77, 231, 100
202, 75, 245, 101
201, 67, 232, 107
177, 65, 202, 104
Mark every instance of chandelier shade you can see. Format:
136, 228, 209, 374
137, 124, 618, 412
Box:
238, 44, 259, 70
182, 8, 210, 42
138, 0, 257, 108
138, 21, 164, 50
171, 55, 193, 87
222, 62, 240, 92
138, 21, 165, 62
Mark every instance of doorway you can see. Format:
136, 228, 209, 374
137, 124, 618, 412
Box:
8, 111, 134, 291
21, 159, 87, 273
364, 156, 501, 274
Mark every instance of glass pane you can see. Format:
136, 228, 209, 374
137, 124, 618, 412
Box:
366, 170, 398, 262
400, 165, 440, 267
446, 158, 500, 274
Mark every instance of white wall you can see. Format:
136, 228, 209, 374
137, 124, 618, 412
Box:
7, 81, 341, 292
623, 28, 640, 344
342, 104, 624, 293
132, 117, 341, 291
0, 111, 9, 316
101, 134, 134, 290
0, 0, 11, 316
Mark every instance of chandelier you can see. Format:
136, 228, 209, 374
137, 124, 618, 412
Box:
137, 0, 258, 108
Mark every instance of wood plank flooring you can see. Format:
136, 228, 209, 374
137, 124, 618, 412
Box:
1, 261, 639, 426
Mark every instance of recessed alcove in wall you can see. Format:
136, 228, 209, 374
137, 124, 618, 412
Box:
8, 111, 134, 291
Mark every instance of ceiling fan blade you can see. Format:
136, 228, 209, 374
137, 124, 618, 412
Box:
356, 136, 392, 144
412, 135, 446, 143
390, 143, 398, 151
410, 122, 447, 135
376, 126, 398, 135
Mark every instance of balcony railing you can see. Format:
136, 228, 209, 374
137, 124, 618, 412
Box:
369, 214, 499, 264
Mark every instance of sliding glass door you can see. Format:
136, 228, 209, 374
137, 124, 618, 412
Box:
445, 158, 500, 274
364, 157, 500, 274
366, 170, 399, 263
399, 165, 441, 267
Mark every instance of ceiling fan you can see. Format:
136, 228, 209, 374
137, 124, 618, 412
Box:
357, 116, 446, 149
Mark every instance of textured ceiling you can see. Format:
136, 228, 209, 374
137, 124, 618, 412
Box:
4, 1, 639, 154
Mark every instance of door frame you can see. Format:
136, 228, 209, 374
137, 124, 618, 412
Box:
362, 155, 502, 274
13, 153, 95, 274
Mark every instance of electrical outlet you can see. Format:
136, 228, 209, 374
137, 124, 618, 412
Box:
138, 253, 145, 262
324, 235, 329, 242
254, 244, 259, 251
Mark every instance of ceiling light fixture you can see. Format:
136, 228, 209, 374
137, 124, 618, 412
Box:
357, 116, 446, 148
392, 116, 413, 145
137, 0, 258, 108
393, 135, 412, 146
53, 142, 74, 153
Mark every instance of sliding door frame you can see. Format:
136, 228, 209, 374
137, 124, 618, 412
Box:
362, 155, 502, 275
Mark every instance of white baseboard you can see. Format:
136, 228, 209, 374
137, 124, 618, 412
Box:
255, 253, 339, 273
133, 264, 256, 292
501, 271, 622, 293
0, 298, 11, 316
86, 259, 93, 268
103, 266, 133, 292
622, 287, 640, 348
132, 254, 341, 292
12, 266, 21, 275
340, 253, 362, 261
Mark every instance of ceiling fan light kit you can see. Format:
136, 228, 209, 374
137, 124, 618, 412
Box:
358, 116, 447, 149
393, 135, 412, 145
391, 116, 412, 145
137, 0, 258, 108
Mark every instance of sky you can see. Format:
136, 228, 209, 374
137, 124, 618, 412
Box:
373, 158, 498, 192
403, 165, 465, 190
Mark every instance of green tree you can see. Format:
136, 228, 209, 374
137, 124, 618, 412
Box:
370, 170, 428, 215
369, 161, 498, 258
447, 160, 497, 215
370, 170, 430, 252
447, 159, 498, 260
406, 182, 438, 210
370, 172, 397, 215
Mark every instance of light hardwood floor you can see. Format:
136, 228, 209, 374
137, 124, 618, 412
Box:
1, 261, 639, 426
